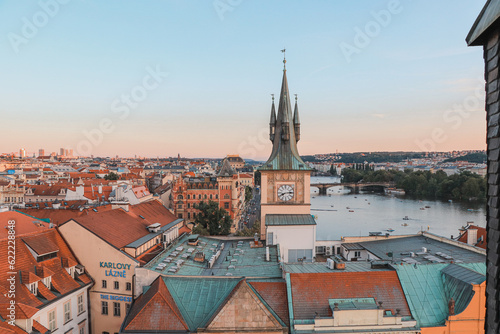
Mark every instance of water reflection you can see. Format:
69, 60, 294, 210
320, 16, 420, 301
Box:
310, 176, 487, 241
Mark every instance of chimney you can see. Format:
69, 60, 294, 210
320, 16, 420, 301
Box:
448, 298, 455, 315
467, 228, 478, 245
98, 185, 102, 194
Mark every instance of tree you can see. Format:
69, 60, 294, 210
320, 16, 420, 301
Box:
254, 171, 261, 186
329, 164, 337, 176
193, 200, 232, 235
245, 186, 253, 202
104, 172, 119, 180
235, 220, 260, 237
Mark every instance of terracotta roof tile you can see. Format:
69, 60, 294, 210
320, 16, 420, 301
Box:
22, 234, 59, 256
32, 319, 50, 334
458, 225, 487, 249
17, 303, 39, 319
124, 276, 188, 331
71, 200, 178, 249
20, 271, 41, 284
249, 281, 289, 326
0, 229, 90, 313
289, 272, 411, 320
0, 320, 26, 333
0, 211, 50, 240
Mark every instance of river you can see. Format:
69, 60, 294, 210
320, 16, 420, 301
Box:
310, 176, 486, 241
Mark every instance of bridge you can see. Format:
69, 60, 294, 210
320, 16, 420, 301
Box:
310, 182, 396, 195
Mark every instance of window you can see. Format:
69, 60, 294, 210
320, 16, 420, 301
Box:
178, 204, 182, 209
354, 251, 361, 258
177, 194, 183, 200
102, 301, 108, 315
126, 282, 132, 291
187, 203, 190, 208
126, 303, 131, 314
64, 301, 72, 323
216, 194, 218, 199
77, 294, 85, 314
204, 194, 207, 199
114, 281, 119, 290
48, 310, 56, 331
224, 202, 229, 209
187, 213, 191, 219
187, 194, 190, 199
224, 194, 230, 199
78, 320, 86, 334
198, 194, 201, 199
102, 280, 107, 288
113, 302, 121, 317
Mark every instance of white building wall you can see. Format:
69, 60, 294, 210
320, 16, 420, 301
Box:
266, 224, 316, 263
31, 286, 90, 334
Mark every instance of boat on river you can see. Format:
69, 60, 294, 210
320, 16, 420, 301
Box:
403, 216, 409, 220
401, 223, 409, 227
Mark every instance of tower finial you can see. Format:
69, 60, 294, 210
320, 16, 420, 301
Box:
281, 48, 286, 70
271, 93, 274, 102
294, 94, 297, 102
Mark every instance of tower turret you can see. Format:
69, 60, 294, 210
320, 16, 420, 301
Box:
293, 94, 300, 142
269, 95, 276, 141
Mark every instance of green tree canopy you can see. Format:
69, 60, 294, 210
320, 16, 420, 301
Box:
104, 172, 119, 180
192, 200, 232, 236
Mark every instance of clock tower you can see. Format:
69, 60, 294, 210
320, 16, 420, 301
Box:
259, 56, 316, 263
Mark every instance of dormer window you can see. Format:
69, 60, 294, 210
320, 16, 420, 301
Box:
43, 276, 52, 289
28, 282, 38, 295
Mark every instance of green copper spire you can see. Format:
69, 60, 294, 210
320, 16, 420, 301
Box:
260, 59, 311, 171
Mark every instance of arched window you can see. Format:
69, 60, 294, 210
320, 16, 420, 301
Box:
177, 195, 183, 200
204, 194, 207, 199
199, 194, 202, 199
224, 194, 230, 199
187, 194, 190, 199
210, 194, 213, 200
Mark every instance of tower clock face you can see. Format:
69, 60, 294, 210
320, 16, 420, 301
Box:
277, 184, 294, 202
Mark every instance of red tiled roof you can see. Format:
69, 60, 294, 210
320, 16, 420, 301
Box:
32, 319, 50, 334
70, 200, 178, 249
22, 233, 60, 256
17, 303, 39, 319
179, 225, 191, 235
18, 204, 114, 226
0, 229, 89, 315
124, 277, 188, 331
249, 281, 289, 326
0, 211, 50, 240
20, 271, 41, 284
458, 225, 487, 249
0, 320, 27, 333
132, 186, 150, 199
289, 272, 411, 320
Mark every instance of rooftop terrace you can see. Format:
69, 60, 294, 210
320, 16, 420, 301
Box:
145, 234, 282, 277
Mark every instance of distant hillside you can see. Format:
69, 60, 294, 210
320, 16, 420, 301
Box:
443, 153, 487, 163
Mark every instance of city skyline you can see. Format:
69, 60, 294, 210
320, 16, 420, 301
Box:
0, 0, 487, 160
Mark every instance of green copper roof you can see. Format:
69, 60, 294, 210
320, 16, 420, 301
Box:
394, 263, 486, 327
265, 214, 317, 226
163, 276, 242, 331
441, 264, 486, 315
259, 68, 311, 171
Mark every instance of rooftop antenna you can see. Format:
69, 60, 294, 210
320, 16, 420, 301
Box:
281, 48, 286, 70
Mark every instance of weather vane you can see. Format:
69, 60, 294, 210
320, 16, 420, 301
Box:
281, 48, 286, 69
271, 93, 274, 101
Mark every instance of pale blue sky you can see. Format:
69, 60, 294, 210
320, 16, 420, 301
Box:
0, 0, 487, 159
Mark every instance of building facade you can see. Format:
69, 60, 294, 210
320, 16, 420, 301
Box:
258, 61, 316, 263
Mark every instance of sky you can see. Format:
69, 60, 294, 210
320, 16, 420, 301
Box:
0, 0, 488, 160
